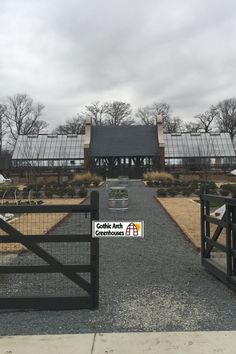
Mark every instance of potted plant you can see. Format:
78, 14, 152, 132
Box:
108, 187, 128, 210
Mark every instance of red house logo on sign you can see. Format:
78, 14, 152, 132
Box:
125, 223, 139, 236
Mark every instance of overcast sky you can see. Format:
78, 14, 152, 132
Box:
1, 0, 236, 128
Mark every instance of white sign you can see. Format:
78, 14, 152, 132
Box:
92, 221, 144, 238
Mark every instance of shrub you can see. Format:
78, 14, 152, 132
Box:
174, 180, 182, 187
199, 181, 217, 190
221, 184, 236, 193
207, 181, 217, 190
21, 191, 29, 199
0, 187, 20, 199
157, 189, 167, 197
56, 188, 65, 197
26, 183, 44, 191
43, 182, 56, 191
175, 186, 183, 193
15, 200, 43, 205
189, 187, 196, 195
65, 186, 76, 198
73, 172, 102, 187
109, 189, 128, 199
29, 200, 40, 205
78, 186, 88, 198
44, 186, 53, 192
0, 187, 16, 198
154, 180, 162, 187
221, 184, 231, 191
188, 181, 201, 191
219, 189, 230, 196
208, 189, 218, 195
182, 188, 191, 197
45, 181, 57, 187
33, 191, 41, 199
45, 189, 53, 198
146, 181, 154, 187
0, 185, 18, 191
168, 188, 178, 197
196, 181, 218, 193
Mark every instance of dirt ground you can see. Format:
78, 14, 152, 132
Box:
157, 197, 226, 250
0, 198, 84, 253
157, 198, 202, 250
37, 198, 84, 205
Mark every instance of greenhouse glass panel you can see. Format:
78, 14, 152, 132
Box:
164, 133, 235, 158
12, 134, 85, 161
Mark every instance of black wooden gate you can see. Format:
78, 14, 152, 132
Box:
201, 193, 236, 290
0, 191, 99, 310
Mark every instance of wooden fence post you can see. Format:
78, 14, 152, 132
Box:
90, 191, 99, 309
232, 205, 236, 276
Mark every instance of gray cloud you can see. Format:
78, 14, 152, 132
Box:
1, 0, 236, 127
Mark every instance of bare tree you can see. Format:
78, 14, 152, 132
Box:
0, 104, 7, 153
135, 105, 154, 125
3, 94, 47, 145
54, 114, 85, 134
184, 121, 201, 133
85, 101, 107, 125
195, 106, 217, 132
215, 98, 236, 140
164, 116, 183, 133
136, 102, 171, 125
152, 102, 171, 122
104, 101, 134, 125
119, 117, 136, 126
29, 119, 48, 134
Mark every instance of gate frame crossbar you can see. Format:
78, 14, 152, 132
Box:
201, 193, 236, 290
0, 191, 99, 310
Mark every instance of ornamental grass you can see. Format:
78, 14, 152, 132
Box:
143, 171, 174, 183
73, 172, 102, 186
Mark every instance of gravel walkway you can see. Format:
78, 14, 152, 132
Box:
1, 181, 236, 335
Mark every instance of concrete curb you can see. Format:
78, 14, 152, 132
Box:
1, 331, 236, 354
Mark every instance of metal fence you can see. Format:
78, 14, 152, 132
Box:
0, 191, 99, 310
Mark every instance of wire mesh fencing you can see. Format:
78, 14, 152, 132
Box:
0, 192, 99, 310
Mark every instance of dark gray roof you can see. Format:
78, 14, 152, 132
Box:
90, 126, 159, 157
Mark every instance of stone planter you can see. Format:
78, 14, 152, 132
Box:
118, 176, 129, 187
108, 198, 128, 210
108, 187, 128, 210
